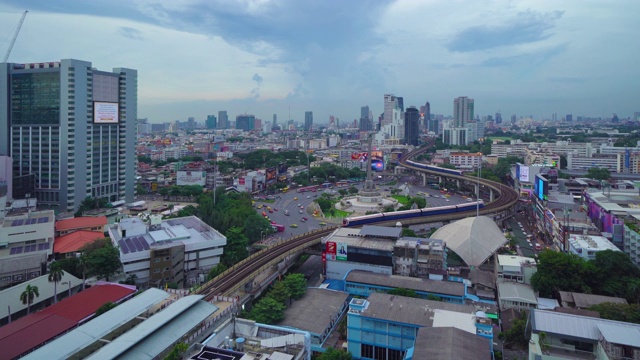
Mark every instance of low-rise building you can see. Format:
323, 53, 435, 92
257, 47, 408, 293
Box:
449, 152, 482, 170
108, 215, 226, 287
392, 237, 446, 276
495, 255, 537, 284
557, 291, 628, 309
567, 233, 620, 260
54, 216, 107, 237
497, 282, 538, 311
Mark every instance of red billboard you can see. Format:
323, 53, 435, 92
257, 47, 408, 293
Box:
326, 241, 337, 254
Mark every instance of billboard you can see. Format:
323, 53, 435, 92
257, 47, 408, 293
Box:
176, 171, 206, 186
352, 151, 384, 171
277, 163, 288, 175
337, 243, 348, 261
517, 163, 530, 182
266, 167, 277, 183
93, 101, 119, 124
534, 174, 548, 201
326, 241, 337, 255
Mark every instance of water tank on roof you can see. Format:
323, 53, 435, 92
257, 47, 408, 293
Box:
396, 222, 402, 227
236, 337, 245, 351
475, 310, 488, 318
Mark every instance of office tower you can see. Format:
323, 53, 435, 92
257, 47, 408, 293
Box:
566, 114, 573, 122
235, 114, 255, 131
304, 111, 313, 132
206, 115, 217, 129
187, 116, 196, 129
611, 114, 619, 123
359, 106, 372, 131
383, 94, 398, 125
361, 106, 369, 121
137, 118, 151, 135
404, 107, 420, 146
634, 112, 640, 122
495, 112, 502, 124
453, 96, 474, 127
427, 118, 439, 134
420, 101, 431, 128
218, 111, 228, 129
511, 114, 517, 125
0, 59, 136, 213
397, 97, 404, 112
273, 114, 277, 126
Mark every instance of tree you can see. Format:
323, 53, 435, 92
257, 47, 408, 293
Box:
249, 296, 286, 324
86, 244, 122, 281
206, 263, 228, 281
530, 251, 593, 297
500, 311, 529, 348
338, 189, 348, 197
48, 262, 64, 303
387, 288, 418, 298
242, 213, 273, 244
95, 301, 117, 316
348, 186, 359, 195
588, 302, 640, 324
586, 167, 611, 181
163, 342, 189, 360
316, 347, 353, 360
269, 280, 291, 304
222, 227, 249, 267
20, 284, 39, 314
283, 273, 307, 300
137, 155, 152, 164
401, 228, 417, 237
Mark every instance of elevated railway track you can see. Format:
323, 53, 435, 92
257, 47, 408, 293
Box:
198, 147, 519, 300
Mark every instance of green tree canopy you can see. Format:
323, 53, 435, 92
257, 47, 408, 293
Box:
283, 273, 307, 300
48, 262, 65, 303
269, 280, 291, 304
531, 251, 593, 297
387, 288, 419, 298
95, 301, 117, 316
221, 227, 249, 267
206, 263, 228, 281
589, 302, 640, 324
586, 167, 611, 181
249, 296, 287, 324
20, 284, 40, 314
86, 242, 122, 281
401, 228, 417, 237
316, 347, 353, 360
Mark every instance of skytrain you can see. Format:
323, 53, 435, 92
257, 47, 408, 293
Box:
342, 201, 484, 227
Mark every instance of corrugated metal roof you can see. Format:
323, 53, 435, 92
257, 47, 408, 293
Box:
280, 288, 349, 335
431, 309, 477, 334
55, 216, 107, 231
497, 282, 537, 304
88, 295, 217, 359
23, 288, 170, 360
597, 323, 640, 347
532, 309, 640, 341
359, 225, 402, 238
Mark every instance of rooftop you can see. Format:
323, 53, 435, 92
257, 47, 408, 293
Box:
55, 216, 107, 232
346, 270, 465, 297
1, 210, 54, 228
355, 292, 480, 327
497, 254, 537, 268
280, 288, 349, 335
324, 228, 395, 252
0, 283, 136, 359
359, 225, 402, 239
412, 327, 491, 360
54, 230, 105, 253
497, 282, 538, 304
568, 234, 620, 252
558, 291, 628, 308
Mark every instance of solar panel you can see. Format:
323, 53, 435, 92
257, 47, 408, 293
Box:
125, 238, 137, 252
141, 240, 150, 250
118, 239, 130, 254
131, 237, 142, 252
13, 219, 24, 226
38, 217, 48, 224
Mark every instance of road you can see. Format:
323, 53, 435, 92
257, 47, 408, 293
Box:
505, 211, 545, 258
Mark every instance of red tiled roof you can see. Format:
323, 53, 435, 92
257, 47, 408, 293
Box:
54, 230, 105, 254
0, 283, 136, 359
55, 216, 107, 232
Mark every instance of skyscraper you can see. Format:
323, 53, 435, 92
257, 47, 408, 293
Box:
383, 94, 397, 125
206, 115, 217, 129
235, 114, 255, 131
453, 96, 474, 127
404, 107, 420, 146
511, 114, 517, 125
396, 97, 404, 112
421, 101, 431, 128
218, 110, 228, 129
273, 114, 277, 126
304, 111, 313, 132
359, 106, 372, 131
0, 59, 137, 213
566, 114, 573, 122
495, 112, 502, 124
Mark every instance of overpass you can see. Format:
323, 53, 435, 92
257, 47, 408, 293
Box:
197, 147, 519, 300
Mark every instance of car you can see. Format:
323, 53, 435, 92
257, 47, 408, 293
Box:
294, 197, 298, 200
313, 194, 318, 198
300, 218, 307, 222
290, 223, 298, 228
274, 208, 278, 211
299, 210, 303, 214
302, 217, 308, 221
268, 209, 273, 213
285, 210, 290, 216
319, 222, 327, 226
535, 243, 542, 251
298, 203, 301, 207
257, 205, 263, 209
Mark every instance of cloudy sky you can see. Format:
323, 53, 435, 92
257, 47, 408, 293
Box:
1, 0, 638, 124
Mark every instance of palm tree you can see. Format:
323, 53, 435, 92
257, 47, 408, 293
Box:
78, 254, 88, 291
48, 262, 64, 303
20, 284, 40, 314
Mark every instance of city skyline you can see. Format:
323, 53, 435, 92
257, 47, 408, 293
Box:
1, 0, 638, 123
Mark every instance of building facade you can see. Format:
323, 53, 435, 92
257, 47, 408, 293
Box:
0, 60, 137, 212
304, 111, 313, 132
235, 114, 255, 132
403, 107, 419, 146
217, 110, 228, 129
453, 96, 474, 127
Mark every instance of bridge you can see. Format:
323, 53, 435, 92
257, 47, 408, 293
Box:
196, 146, 519, 301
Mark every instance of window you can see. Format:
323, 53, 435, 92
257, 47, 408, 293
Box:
361, 344, 373, 358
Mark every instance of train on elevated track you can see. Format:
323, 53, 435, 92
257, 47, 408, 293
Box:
342, 201, 484, 227
404, 159, 464, 176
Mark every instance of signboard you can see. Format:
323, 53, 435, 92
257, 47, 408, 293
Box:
277, 163, 288, 175
337, 243, 348, 261
535, 174, 548, 201
517, 164, 530, 182
266, 167, 277, 183
176, 171, 206, 186
93, 101, 119, 124
239, 177, 246, 185
326, 241, 337, 255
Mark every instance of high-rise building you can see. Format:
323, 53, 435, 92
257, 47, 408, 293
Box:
359, 106, 372, 131
404, 107, 420, 146
206, 115, 217, 129
137, 118, 151, 135
420, 101, 431, 128
383, 94, 398, 125
566, 114, 573, 122
453, 96, 474, 127
397, 97, 404, 112
218, 111, 228, 129
273, 114, 277, 126
511, 114, 517, 125
0, 59, 137, 213
361, 106, 370, 121
304, 111, 313, 132
235, 114, 255, 131
495, 112, 502, 124
634, 112, 640, 122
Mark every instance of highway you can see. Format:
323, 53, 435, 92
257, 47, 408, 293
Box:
197, 146, 519, 300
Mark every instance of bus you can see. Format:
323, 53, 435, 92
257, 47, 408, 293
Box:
321, 182, 332, 188
297, 185, 318, 193
281, 186, 289, 193
272, 224, 285, 232
336, 180, 349, 187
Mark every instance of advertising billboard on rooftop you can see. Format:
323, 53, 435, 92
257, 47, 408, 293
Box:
93, 102, 119, 124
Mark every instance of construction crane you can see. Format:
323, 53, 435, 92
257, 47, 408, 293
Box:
3, 10, 28, 63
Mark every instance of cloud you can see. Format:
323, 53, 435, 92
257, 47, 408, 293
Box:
251, 73, 263, 99
118, 26, 144, 40
448, 10, 564, 52
479, 44, 568, 67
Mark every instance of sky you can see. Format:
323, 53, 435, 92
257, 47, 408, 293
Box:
1, 0, 639, 124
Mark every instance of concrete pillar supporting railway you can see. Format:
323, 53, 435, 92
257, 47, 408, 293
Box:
474, 184, 479, 196
456, 179, 460, 188
438, 176, 443, 185
422, 173, 427, 186
490, 189, 495, 202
